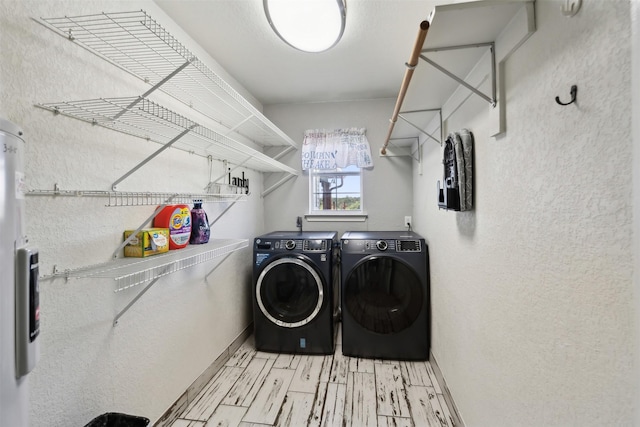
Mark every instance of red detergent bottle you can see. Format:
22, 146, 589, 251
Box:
153, 204, 191, 250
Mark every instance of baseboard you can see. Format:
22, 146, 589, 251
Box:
430, 351, 465, 427
154, 323, 253, 426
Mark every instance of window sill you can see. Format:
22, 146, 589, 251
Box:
305, 213, 368, 222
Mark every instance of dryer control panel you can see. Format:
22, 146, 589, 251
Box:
303, 239, 328, 252
342, 239, 422, 253
396, 239, 422, 252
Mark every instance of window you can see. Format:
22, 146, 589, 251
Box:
309, 165, 363, 214
302, 128, 371, 220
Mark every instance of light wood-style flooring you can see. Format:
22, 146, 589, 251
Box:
165, 329, 457, 427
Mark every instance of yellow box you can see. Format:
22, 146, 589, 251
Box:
123, 228, 170, 258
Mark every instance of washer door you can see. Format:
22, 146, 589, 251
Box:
344, 255, 423, 334
256, 256, 324, 328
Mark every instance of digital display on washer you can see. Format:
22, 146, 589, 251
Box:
304, 239, 326, 251
397, 240, 421, 252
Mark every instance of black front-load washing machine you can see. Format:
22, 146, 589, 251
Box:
340, 231, 430, 360
252, 231, 339, 354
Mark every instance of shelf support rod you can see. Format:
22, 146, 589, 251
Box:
490, 42, 497, 107
113, 269, 166, 326
112, 125, 197, 190
204, 252, 234, 282
379, 138, 416, 158
421, 41, 494, 53
418, 42, 496, 106
262, 173, 296, 197
271, 145, 296, 162
112, 59, 194, 121
398, 114, 440, 145
381, 20, 430, 155
225, 114, 254, 136
208, 195, 244, 228
397, 108, 442, 145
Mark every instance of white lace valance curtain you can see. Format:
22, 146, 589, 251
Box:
301, 128, 373, 170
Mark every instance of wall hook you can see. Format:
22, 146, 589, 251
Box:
562, 0, 582, 17
555, 85, 577, 106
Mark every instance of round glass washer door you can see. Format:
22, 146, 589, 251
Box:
343, 255, 423, 334
256, 256, 324, 328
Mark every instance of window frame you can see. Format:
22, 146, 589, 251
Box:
307, 166, 365, 219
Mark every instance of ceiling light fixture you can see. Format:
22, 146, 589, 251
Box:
263, 0, 346, 53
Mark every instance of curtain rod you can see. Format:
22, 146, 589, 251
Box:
381, 20, 430, 155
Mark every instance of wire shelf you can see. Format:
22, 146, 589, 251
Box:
63, 238, 248, 291
27, 188, 247, 206
37, 97, 298, 175
39, 10, 297, 149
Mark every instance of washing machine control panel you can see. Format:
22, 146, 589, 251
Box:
342, 239, 422, 253
303, 239, 328, 252
255, 239, 329, 252
273, 239, 302, 250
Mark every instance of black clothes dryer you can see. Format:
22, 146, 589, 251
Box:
340, 231, 430, 360
252, 231, 339, 354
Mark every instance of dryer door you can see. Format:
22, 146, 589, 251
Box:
256, 256, 324, 328
344, 255, 423, 334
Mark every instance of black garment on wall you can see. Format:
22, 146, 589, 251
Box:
438, 129, 474, 211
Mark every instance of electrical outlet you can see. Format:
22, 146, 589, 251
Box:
404, 216, 412, 226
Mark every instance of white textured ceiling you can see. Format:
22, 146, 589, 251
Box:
154, 0, 448, 106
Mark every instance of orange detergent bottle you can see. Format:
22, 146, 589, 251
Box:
153, 204, 192, 250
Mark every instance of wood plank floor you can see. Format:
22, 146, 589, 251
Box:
166, 330, 456, 427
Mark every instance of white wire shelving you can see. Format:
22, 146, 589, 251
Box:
50, 238, 249, 325
36, 97, 298, 179
32, 10, 293, 324
27, 187, 247, 206
62, 238, 248, 291
38, 10, 297, 149
36, 10, 299, 195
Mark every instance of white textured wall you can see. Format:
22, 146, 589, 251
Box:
2, 0, 636, 425
0, 1, 266, 425
264, 99, 413, 236
632, 0, 640, 423
413, 0, 636, 425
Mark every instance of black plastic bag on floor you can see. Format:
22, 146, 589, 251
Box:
84, 412, 150, 427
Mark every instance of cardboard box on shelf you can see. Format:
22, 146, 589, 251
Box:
123, 228, 170, 257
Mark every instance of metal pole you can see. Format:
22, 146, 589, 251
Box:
381, 20, 430, 155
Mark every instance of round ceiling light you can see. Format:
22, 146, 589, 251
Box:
264, 0, 346, 53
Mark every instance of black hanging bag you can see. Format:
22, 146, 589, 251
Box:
438, 130, 473, 211
438, 135, 461, 211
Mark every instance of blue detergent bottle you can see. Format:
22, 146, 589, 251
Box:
189, 200, 210, 244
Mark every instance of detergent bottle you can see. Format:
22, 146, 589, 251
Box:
189, 201, 210, 244
153, 204, 191, 249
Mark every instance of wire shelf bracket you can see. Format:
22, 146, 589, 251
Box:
398, 108, 443, 146
112, 125, 197, 190
381, 108, 441, 168
262, 173, 297, 198
378, 138, 415, 158
420, 42, 497, 107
